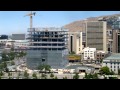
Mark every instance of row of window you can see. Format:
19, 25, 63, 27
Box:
33, 44, 65, 46
84, 53, 94, 54
84, 51, 93, 52
30, 48, 64, 50
110, 65, 119, 68
84, 56, 94, 57
15, 44, 28, 46
106, 62, 120, 65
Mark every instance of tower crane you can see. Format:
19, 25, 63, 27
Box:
25, 11, 36, 28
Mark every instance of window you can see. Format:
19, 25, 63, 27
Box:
42, 58, 45, 62
114, 69, 116, 71
111, 65, 112, 68
110, 31, 112, 34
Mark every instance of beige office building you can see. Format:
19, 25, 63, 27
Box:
86, 21, 107, 53
68, 32, 83, 54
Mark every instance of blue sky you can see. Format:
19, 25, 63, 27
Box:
0, 11, 120, 35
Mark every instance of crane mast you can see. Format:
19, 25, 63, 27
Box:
25, 11, 36, 28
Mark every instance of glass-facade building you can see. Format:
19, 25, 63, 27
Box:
112, 17, 120, 53
26, 27, 69, 69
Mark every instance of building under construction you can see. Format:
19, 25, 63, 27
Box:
26, 27, 69, 69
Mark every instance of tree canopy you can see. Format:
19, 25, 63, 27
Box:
99, 66, 111, 75
73, 73, 79, 79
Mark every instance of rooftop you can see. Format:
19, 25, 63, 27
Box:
28, 27, 69, 32
65, 65, 94, 69
104, 53, 120, 60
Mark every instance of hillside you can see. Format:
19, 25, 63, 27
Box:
64, 13, 120, 32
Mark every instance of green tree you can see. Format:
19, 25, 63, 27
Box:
8, 52, 15, 61
63, 76, 68, 79
44, 65, 51, 73
5, 68, 9, 72
84, 73, 99, 79
41, 73, 47, 79
16, 53, 20, 59
3, 62, 7, 68
32, 73, 37, 79
0, 71, 4, 76
11, 47, 14, 51
54, 76, 58, 79
19, 51, 26, 58
38, 64, 51, 73
11, 61, 15, 65
92, 73, 98, 79
17, 72, 21, 79
2, 52, 9, 61
8, 72, 12, 79
38, 65, 44, 72
0, 64, 4, 71
118, 69, 120, 75
99, 66, 111, 75
50, 73, 54, 79
24, 70, 29, 79
73, 73, 79, 79
23, 52, 27, 57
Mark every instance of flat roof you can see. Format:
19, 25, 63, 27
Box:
65, 65, 94, 69
104, 53, 120, 60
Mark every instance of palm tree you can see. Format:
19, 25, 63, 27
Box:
8, 72, 12, 79
41, 73, 47, 79
50, 73, 54, 79
73, 73, 79, 79
44, 65, 51, 73
24, 70, 29, 79
17, 72, 21, 79
0, 71, 4, 79
63, 76, 68, 79
32, 73, 37, 79
54, 76, 58, 79
38, 65, 44, 73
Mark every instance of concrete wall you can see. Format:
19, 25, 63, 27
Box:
68, 32, 83, 54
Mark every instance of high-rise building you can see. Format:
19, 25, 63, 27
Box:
112, 30, 120, 53
68, 32, 83, 54
86, 21, 107, 53
27, 27, 68, 69
112, 18, 120, 53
